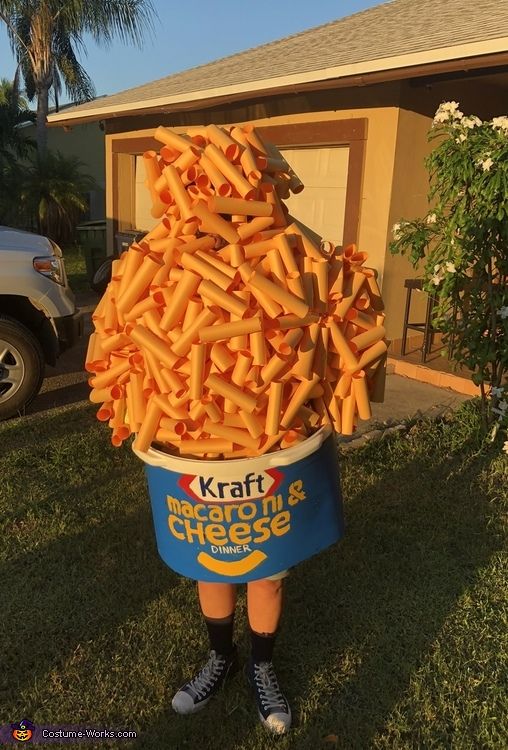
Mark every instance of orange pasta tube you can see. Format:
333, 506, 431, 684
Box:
182, 298, 203, 331
312, 258, 329, 314
341, 391, 356, 436
265, 381, 284, 435
117, 253, 162, 314
206, 373, 257, 413
198, 279, 248, 317
133, 400, 163, 453
237, 216, 274, 242
190, 342, 206, 400
352, 371, 372, 420
208, 196, 272, 217
154, 126, 191, 152
335, 273, 366, 319
203, 419, 260, 450
199, 316, 262, 343
128, 325, 178, 368
210, 342, 236, 372
293, 323, 320, 380
327, 320, 359, 371
162, 164, 193, 218
204, 143, 255, 199
117, 244, 145, 299
206, 124, 241, 161
349, 326, 386, 354
90, 358, 130, 390
250, 330, 268, 366
231, 352, 253, 386
171, 308, 217, 357
160, 270, 201, 330
177, 438, 234, 455
191, 201, 240, 245
239, 410, 264, 439
246, 270, 309, 318
198, 153, 232, 196
356, 340, 388, 371
267, 248, 287, 288
280, 374, 320, 429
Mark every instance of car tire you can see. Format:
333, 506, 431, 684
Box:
0, 315, 45, 420
91, 258, 113, 296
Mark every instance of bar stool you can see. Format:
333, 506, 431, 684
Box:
401, 278, 435, 363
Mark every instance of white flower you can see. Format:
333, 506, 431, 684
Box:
433, 110, 451, 124
492, 116, 508, 131
434, 263, 441, 272
426, 213, 437, 225
445, 262, 456, 273
480, 157, 494, 171
497, 306, 508, 319
441, 101, 460, 113
462, 116, 482, 129
503, 440, 508, 455
491, 386, 505, 399
499, 400, 508, 412
392, 222, 401, 239
455, 133, 468, 143
431, 274, 442, 286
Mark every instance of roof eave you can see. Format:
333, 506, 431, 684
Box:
47, 38, 508, 127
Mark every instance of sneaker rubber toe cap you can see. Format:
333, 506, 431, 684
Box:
171, 691, 197, 715
263, 710, 292, 734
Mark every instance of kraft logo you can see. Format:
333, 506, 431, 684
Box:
177, 468, 284, 504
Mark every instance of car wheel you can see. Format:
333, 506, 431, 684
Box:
91, 257, 113, 296
0, 315, 45, 420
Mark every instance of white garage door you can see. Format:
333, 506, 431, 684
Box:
280, 146, 349, 248
134, 146, 350, 242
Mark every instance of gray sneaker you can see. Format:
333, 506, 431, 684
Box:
247, 659, 292, 734
171, 648, 237, 715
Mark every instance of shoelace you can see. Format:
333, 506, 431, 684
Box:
253, 662, 286, 710
187, 651, 226, 700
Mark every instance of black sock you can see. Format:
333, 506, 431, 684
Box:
250, 629, 276, 663
204, 614, 235, 657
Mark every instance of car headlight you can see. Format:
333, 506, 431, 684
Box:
33, 256, 65, 285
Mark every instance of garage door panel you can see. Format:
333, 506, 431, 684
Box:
280, 146, 349, 246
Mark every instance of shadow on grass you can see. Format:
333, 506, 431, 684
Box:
1, 504, 178, 709
135, 439, 501, 750
2, 403, 502, 749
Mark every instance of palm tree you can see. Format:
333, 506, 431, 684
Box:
0, 0, 156, 155
0, 76, 35, 163
19, 150, 97, 242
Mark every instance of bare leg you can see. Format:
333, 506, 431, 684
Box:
246, 578, 283, 633
198, 581, 237, 618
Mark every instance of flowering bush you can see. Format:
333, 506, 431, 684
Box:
390, 102, 508, 448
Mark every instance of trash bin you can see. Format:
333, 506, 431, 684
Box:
134, 426, 344, 583
76, 220, 107, 282
115, 230, 146, 256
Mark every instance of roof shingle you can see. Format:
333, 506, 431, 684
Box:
50, 0, 508, 117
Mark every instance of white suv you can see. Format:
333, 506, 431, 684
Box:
0, 226, 83, 419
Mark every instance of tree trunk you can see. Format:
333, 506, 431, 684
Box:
36, 85, 49, 156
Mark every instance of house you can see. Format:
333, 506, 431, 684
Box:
24, 107, 106, 221
47, 0, 508, 357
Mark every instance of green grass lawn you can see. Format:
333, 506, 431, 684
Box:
62, 245, 90, 294
1, 402, 506, 749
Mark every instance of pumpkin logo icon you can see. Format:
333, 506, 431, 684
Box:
11, 719, 35, 742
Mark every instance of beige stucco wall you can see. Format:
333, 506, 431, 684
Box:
107, 101, 401, 281
25, 122, 106, 220
382, 107, 433, 340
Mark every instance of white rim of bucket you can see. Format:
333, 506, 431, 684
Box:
133, 425, 333, 472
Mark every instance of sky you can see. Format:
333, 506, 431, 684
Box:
0, 0, 389, 104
